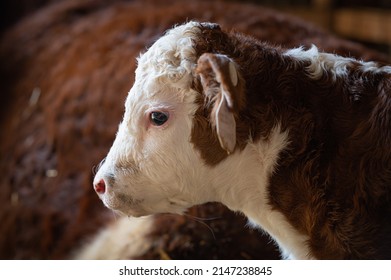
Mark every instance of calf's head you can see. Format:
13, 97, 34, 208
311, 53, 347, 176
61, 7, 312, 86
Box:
93, 22, 245, 217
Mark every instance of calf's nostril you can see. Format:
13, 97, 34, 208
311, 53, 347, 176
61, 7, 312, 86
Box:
94, 179, 106, 194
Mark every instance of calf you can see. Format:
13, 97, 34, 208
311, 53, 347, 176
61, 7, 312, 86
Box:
93, 22, 391, 259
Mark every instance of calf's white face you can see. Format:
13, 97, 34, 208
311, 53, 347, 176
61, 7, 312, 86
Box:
93, 23, 211, 217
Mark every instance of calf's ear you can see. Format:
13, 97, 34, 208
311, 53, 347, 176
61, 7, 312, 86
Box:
196, 53, 244, 154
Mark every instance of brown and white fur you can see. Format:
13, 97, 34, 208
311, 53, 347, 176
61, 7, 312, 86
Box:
93, 22, 391, 259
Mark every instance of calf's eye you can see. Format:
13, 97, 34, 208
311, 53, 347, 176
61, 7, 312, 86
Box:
150, 111, 169, 126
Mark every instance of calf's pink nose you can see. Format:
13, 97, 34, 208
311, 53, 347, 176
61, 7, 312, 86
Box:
94, 179, 106, 194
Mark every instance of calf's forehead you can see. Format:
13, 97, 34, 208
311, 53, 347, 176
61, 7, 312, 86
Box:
137, 23, 200, 83
125, 25, 203, 110
125, 74, 192, 113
